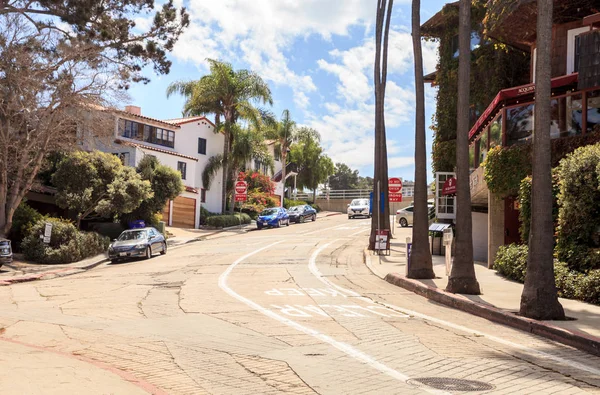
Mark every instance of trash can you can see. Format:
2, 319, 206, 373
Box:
156, 221, 166, 236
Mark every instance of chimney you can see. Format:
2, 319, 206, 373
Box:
125, 105, 141, 115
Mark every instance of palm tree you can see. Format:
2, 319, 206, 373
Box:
407, 0, 434, 279
519, 0, 565, 320
446, 0, 480, 294
166, 59, 272, 213
268, 110, 296, 206
370, 0, 393, 250
202, 125, 274, 199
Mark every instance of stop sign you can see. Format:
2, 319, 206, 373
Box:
389, 177, 403, 193
235, 181, 247, 194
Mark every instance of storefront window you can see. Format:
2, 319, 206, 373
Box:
587, 90, 600, 133
506, 104, 534, 145
490, 114, 502, 148
549, 95, 582, 138
469, 143, 475, 170
478, 128, 488, 164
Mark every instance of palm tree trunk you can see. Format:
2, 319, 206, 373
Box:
446, 0, 480, 294
221, 131, 229, 214
407, 0, 434, 278
281, 149, 287, 207
520, 0, 565, 320
369, 0, 393, 250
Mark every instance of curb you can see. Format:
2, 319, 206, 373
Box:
0, 256, 109, 287
363, 249, 600, 357
323, 212, 343, 217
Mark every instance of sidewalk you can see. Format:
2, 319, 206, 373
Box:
0, 338, 161, 394
365, 228, 600, 355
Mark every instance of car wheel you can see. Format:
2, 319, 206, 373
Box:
400, 218, 408, 227
160, 242, 167, 255
145, 246, 152, 259
257, 223, 263, 230
300, 216, 305, 223
277, 220, 282, 228
348, 215, 352, 219
312, 214, 316, 221
286, 219, 290, 226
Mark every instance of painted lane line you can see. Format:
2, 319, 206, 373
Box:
218, 242, 448, 395
348, 228, 371, 237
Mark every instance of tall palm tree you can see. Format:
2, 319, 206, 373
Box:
268, 110, 296, 206
407, 0, 434, 278
446, 0, 480, 294
166, 59, 272, 213
370, 0, 393, 250
520, 0, 565, 320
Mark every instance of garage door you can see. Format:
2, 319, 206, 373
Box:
171, 196, 196, 228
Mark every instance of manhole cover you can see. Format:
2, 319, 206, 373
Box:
407, 377, 494, 392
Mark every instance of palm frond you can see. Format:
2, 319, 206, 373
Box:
202, 154, 224, 190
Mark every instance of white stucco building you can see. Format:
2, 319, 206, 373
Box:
93, 106, 225, 228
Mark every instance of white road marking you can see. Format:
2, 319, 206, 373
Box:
218, 241, 447, 394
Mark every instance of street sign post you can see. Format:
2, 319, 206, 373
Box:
389, 177, 403, 202
43, 222, 53, 244
234, 181, 248, 202
443, 228, 453, 276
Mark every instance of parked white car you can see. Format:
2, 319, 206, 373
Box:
396, 204, 435, 227
347, 199, 371, 219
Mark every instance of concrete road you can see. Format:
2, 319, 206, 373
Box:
0, 214, 599, 394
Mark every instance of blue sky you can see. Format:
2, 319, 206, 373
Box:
128, 0, 448, 182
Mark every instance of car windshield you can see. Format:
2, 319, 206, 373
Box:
289, 206, 303, 212
118, 230, 147, 241
351, 199, 368, 206
261, 208, 279, 216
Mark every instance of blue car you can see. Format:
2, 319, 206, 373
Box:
257, 207, 290, 229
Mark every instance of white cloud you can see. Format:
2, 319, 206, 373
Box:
166, 1, 438, 176
171, 0, 378, 103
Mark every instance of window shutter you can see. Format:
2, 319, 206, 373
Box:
578, 30, 600, 90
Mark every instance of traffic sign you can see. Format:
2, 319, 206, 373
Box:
234, 181, 248, 202
389, 177, 403, 203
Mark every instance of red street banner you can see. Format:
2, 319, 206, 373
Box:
234, 181, 248, 202
442, 177, 456, 196
389, 177, 403, 203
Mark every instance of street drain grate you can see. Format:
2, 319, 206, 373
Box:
407, 377, 494, 392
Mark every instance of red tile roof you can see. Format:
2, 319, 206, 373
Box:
164, 116, 216, 128
115, 139, 199, 161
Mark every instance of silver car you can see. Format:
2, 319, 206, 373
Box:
108, 227, 166, 263
396, 204, 435, 227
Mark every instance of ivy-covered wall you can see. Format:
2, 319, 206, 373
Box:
427, 0, 530, 173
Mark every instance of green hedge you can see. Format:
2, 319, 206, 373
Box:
283, 199, 308, 209
494, 244, 528, 282
206, 213, 251, 228
8, 201, 44, 251
21, 218, 109, 264
555, 143, 600, 272
518, 173, 560, 242
494, 244, 600, 305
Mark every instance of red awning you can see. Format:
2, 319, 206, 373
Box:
468, 73, 579, 140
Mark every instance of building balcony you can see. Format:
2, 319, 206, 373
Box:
468, 73, 600, 165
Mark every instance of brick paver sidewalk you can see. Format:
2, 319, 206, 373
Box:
367, 226, 600, 340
